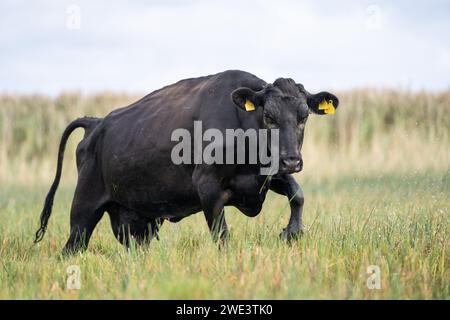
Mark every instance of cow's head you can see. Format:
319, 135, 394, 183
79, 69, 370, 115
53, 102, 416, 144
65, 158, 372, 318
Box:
231, 78, 339, 174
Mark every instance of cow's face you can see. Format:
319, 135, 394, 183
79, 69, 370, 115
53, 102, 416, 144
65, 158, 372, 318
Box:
231, 78, 339, 174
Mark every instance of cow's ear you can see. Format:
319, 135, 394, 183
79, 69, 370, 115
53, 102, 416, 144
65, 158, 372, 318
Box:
231, 87, 264, 112
306, 91, 339, 115
297, 84, 339, 115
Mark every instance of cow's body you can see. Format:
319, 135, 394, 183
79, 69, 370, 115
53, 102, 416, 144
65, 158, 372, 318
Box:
35, 70, 339, 253
93, 70, 267, 219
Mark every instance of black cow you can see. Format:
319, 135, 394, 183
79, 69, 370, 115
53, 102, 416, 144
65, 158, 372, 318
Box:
34, 70, 339, 254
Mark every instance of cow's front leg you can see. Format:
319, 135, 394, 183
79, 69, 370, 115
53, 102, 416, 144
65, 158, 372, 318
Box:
269, 174, 304, 241
193, 170, 231, 243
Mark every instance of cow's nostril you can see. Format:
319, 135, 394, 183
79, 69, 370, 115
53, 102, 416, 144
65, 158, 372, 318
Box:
281, 157, 301, 169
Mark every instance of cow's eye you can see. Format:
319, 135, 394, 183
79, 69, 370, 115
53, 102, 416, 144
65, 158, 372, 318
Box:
265, 115, 277, 126
298, 114, 308, 123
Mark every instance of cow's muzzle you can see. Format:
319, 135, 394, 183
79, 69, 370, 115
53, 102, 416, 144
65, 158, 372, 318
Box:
279, 157, 302, 174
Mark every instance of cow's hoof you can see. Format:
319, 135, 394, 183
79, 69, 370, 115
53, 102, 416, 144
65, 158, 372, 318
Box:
279, 228, 303, 242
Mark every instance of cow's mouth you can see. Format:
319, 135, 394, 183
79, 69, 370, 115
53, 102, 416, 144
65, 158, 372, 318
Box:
279, 165, 302, 174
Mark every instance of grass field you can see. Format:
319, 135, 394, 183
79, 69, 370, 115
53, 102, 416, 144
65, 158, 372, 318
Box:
0, 90, 449, 299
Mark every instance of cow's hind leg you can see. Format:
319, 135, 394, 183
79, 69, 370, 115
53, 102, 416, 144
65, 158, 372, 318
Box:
62, 165, 107, 255
108, 204, 162, 248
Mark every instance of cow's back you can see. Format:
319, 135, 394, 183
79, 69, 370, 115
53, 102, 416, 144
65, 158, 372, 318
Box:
103, 70, 265, 147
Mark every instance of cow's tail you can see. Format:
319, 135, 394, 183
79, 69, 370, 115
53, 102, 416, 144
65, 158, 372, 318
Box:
34, 117, 101, 244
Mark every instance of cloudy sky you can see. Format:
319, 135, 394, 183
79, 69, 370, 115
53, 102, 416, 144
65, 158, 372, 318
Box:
1, 0, 449, 95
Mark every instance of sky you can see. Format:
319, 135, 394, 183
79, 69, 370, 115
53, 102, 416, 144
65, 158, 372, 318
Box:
1, 0, 449, 95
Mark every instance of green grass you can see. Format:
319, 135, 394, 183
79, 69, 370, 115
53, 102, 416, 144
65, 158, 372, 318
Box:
0, 171, 448, 299
0, 90, 448, 299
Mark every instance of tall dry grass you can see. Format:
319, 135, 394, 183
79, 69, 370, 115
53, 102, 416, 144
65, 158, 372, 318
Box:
0, 89, 449, 184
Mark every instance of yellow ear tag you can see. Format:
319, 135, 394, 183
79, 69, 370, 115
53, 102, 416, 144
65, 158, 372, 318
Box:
244, 99, 256, 111
318, 99, 335, 115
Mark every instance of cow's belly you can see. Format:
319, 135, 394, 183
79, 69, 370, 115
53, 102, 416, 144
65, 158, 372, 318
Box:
115, 191, 201, 219
103, 150, 201, 219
